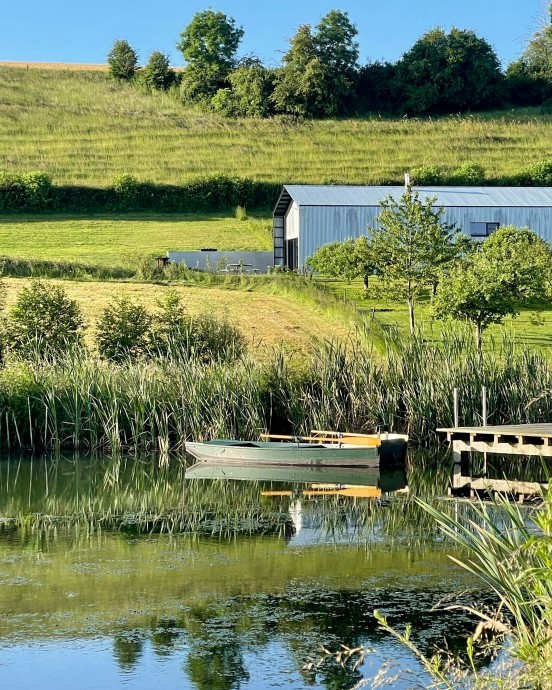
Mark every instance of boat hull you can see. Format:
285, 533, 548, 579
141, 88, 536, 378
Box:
185, 437, 406, 468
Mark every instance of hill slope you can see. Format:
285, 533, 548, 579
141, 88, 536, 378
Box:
1, 65, 551, 187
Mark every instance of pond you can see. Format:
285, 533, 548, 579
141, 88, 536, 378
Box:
0, 453, 493, 690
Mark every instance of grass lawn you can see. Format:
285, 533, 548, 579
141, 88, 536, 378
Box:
2, 277, 353, 356
0, 213, 272, 266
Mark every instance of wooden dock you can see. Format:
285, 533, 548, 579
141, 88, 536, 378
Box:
437, 423, 552, 500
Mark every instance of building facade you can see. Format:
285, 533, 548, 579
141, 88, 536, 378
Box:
273, 185, 552, 270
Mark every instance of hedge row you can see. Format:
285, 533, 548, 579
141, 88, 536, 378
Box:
2, 163, 552, 214
0, 172, 282, 214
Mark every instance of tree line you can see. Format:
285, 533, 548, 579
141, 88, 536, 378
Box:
306, 187, 552, 355
107, 6, 552, 118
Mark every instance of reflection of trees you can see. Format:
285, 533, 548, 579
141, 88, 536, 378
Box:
183, 604, 250, 690
176, 584, 482, 690
151, 618, 180, 657
186, 645, 249, 690
113, 631, 144, 670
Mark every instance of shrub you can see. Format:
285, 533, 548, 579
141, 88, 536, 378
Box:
450, 163, 486, 185
410, 165, 446, 185
4, 280, 85, 360
519, 158, 552, 186
96, 296, 152, 362
235, 205, 247, 221
149, 289, 191, 359
189, 312, 246, 363
21, 171, 52, 209
0, 171, 52, 212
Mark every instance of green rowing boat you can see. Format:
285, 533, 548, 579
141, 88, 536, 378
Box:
185, 435, 407, 468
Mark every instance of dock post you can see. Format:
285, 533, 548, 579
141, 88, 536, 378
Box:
453, 388, 459, 428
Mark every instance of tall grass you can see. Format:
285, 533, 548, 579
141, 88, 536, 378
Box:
0, 329, 551, 452
1, 67, 552, 186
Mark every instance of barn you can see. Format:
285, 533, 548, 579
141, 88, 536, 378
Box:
273, 184, 552, 270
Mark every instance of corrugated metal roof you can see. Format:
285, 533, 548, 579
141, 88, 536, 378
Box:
280, 185, 552, 209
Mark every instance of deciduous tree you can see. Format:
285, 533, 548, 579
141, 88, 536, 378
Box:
306, 237, 375, 291
142, 50, 175, 91
433, 226, 552, 356
396, 28, 502, 114
177, 10, 244, 103
272, 10, 358, 117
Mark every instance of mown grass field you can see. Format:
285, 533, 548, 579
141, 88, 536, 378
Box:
0, 213, 272, 265
1, 277, 352, 355
325, 277, 552, 352
1, 65, 552, 186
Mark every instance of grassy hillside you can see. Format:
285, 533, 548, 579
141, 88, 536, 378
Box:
1, 66, 552, 187
0, 213, 272, 265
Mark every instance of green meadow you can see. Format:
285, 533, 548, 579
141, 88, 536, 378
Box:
0, 213, 272, 265
1, 65, 552, 186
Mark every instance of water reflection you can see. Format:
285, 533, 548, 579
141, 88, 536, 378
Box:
0, 450, 491, 690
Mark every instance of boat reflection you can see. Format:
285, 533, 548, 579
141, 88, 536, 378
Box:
185, 462, 407, 494
186, 462, 408, 544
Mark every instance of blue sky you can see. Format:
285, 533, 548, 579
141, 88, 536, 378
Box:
0, 0, 544, 67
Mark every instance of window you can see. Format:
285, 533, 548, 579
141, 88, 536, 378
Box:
470, 221, 500, 237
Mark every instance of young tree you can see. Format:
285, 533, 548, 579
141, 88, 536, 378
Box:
513, 3, 552, 81
433, 226, 552, 356
177, 10, 244, 103
142, 50, 175, 90
370, 186, 463, 333
96, 296, 152, 362
107, 39, 139, 81
306, 237, 375, 291
4, 281, 85, 359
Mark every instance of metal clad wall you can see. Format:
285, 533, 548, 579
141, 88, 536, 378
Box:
297, 205, 552, 266
299, 206, 379, 266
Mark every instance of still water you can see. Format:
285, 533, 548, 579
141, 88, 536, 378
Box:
0, 454, 484, 690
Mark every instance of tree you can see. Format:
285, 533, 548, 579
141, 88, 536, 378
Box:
370, 186, 464, 333
306, 237, 375, 291
271, 24, 325, 117
142, 50, 175, 90
272, 10, 358, 117
506, 3, 552, 105
177, 10, 244, 103
4, 281, 85, 359
395, 27, 503, 114
513, 3, 552, 81
433, 226, 552, 356
314, 9, 359, 113
107, 39, 138, 81
96, 296, 152, 362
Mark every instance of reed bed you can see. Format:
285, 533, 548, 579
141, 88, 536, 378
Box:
1, 67, 552, 186
0, 330, 550, 453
